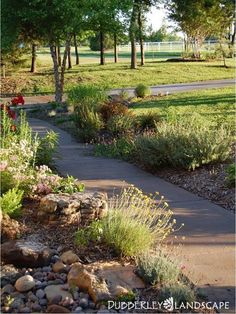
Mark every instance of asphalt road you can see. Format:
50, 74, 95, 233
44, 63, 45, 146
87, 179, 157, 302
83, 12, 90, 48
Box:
1, 78, 234, 106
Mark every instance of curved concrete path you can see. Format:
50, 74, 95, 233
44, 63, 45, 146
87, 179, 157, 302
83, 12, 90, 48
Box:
29, 118, 235, 313
2, 78, 234, 105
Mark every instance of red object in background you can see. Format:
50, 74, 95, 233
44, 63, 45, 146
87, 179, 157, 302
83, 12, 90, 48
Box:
11, 95, 25, 105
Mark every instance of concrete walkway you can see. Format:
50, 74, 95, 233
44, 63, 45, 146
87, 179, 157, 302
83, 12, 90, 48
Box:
29, 118, 235, 313
2, 78, 234, 105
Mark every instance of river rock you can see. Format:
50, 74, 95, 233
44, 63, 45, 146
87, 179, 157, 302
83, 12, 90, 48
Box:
44, 285, 73, 303
60, 250, 80, 265
47, 304, 70, 313
15, 275, 35, 292
68, 261, 145, 303
1, 237, 53, 267
0, 265, 22, 287
52, 261, 67, 273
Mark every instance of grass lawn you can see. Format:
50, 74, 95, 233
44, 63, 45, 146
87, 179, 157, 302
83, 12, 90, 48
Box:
3, 46, 235, 94
132, 87, 235, 130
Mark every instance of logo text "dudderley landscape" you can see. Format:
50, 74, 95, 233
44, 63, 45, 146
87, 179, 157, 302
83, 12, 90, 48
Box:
108, 298, 230, 311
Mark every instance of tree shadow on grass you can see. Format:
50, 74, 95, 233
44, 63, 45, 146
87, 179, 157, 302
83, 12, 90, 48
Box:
133, 93, 235, 110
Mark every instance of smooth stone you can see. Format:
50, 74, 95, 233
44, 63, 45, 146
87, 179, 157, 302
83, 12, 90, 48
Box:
47, 304, 70, 313
39, 298, 48, 306
42, 266, 52, 273
51, 255, 60, 263
36, 289, 45, 299
45, 285, 73, 303
31, 303, 42, 312
11, 292, 26, 299
52, 261, 67, 273
20, 307, 31, 313
33, 272, 44, 280
50, 295, 62, 305
1, 284, 15, 294
60, 251, 80, 265
79, 297, 89, 309
15, 275, 35, 292
27, 292, 38, 302
11, 298, 24, 309
74, 306, 83, 313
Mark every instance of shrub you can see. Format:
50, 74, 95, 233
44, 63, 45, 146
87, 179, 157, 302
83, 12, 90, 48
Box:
225, 164, 235, 187
159, 283, 196, 307
135, 120, 232, 170
0, 188, 24, 218
53, 175, 85, 194
74, 104, 104, 142
36, 131, 58, 166
75, 186, 176, 257
136, 250, 180, 285
107, 114, 134, 135
99, 102, 129, 123
95, 137, 135, 160
68, 85, 107, 110
137, 111, 161, 130
135, 84, 151, 98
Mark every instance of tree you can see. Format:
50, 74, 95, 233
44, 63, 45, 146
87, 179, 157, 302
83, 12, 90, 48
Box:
165, 0, 235, 58
2, 0, 82, 102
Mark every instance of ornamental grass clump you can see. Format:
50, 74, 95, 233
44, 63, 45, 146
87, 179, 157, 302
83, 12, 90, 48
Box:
136, 250, 180, 285
75, 186, 177, 257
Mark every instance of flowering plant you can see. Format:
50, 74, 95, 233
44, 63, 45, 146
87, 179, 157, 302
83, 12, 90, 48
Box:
11, 95, 25, 106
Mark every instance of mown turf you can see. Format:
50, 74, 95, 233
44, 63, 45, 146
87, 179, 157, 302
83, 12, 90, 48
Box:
132, 87, 235, 130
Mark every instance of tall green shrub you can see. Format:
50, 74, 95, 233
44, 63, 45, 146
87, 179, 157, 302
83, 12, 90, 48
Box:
135, 120, 232, 170
68, 85, 108, 110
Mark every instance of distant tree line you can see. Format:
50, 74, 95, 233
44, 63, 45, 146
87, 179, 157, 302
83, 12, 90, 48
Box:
1, 0, 235, 101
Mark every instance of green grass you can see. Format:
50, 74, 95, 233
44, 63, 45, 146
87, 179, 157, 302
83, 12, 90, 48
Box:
4, 46, 235, 94
132, 87, 235, 130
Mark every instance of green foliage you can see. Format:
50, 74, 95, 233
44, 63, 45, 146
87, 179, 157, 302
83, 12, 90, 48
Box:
135, 84, 151, 98
89, 32, 114, 51
36, 131, 58, 166
116, 291, 136, 302
68, 85, 108, 109
135, 119, 232, 170
225, 164, 235, 187
75, 186, 176, 257
159, 283, 196, 306
136, 250, 180, 285
137, 111, 161, 130
99, 102, 129, 123
53, 175, 85, 194
0, 188, 24, 218
107, 114, 134, 135
1, 171, 15, 195
95, 137, 135, 160
73, 104, 104, 142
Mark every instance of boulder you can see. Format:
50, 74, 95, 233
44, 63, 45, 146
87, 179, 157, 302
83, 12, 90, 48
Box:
15, 275, 35, 292
1, 237, 53, 268
47, 304, 70, 313
44, 285, 73, 303
67, 261, 145, 303
60, 251, 80, 265
38, 192, 108, 225
1, 214, 21, 242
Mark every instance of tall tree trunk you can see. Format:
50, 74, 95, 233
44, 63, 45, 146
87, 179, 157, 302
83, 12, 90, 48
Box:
50, 36, 71, 103
114, 33, 118, 63
100, 31, 105, 65
57, 46, 61, 66
129, 2, 137, 69
138, 8, 145, 66
30, 43, 37, 73
67, 45, 72, 69
74, 33, 79, 65
50, 45, 61, 103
